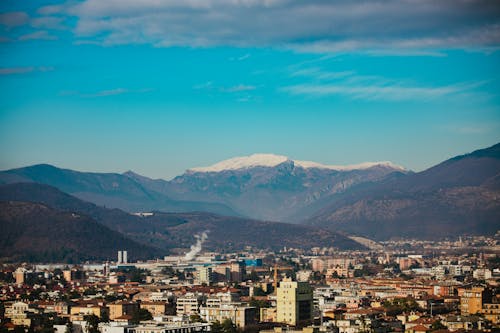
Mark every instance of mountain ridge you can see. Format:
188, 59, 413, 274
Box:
305, 142, 500, 239
0, 163, 239, 217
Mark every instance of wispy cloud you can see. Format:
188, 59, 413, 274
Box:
60, 88, 154, 98
282, 66, 484, 101
30, 16, 67, 30
0, 66, 54, 75
194, 82, 257, 93
193, 81, 214, 90
0, 12, 29, 28
229, 54, 251, 61
22, 0, 500, 53
223, 84, 256, 92
19, 30, 58, 41
282, 83, 470, 101
92, 88, 129, 97
290, 68, 354, 80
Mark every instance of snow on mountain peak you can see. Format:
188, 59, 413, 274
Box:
294, 160, 406, 171
188, 154, 406, 173
188, 154, 289, 172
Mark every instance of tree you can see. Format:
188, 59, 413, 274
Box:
252, 287, 267, 297
431, 320, 447, 331
100, 310, 109, 323
247, 271, 259, 282
131, 309, 153, 324
249, 298, 270, 310
64, 322, 73, 333
211, 321, 223, 333
189, 314, 204, 323
221, 319, 237, 333
83, 314, 99, 333
383, 298, 421, 316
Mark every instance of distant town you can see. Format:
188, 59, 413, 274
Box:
1, 235, 499, 333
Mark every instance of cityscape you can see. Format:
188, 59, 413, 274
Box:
1, 1, 500, 333
0, 233, 499, 333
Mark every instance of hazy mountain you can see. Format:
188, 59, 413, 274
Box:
305, 143, 500, 239
1, 143, 498, 240
126, 154, 406, 222
0, 164, 238, 216
0, 157, 406, 222
0, 183, 365, 259
0, 201, 162, 263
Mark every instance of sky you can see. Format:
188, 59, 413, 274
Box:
0, 0, 499, 180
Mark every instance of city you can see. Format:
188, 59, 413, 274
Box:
1, 234, 499, 333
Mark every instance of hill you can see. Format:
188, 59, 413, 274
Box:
0, 201, 162, 262
0, 183, 365, 259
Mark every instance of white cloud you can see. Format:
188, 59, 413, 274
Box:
32, 0, 500, 52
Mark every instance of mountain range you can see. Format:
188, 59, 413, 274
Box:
0, 155, 405, 222
0, 143, 499, 245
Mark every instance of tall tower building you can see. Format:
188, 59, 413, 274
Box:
276, 277, 313, 326
197, 266, 213, 285
123, 251, 128, 264
14, 268, 26, 285
117, 251, 123, 264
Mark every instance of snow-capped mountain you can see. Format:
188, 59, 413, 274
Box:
163, 154, 407, 221
189, 153, 405, 173
0, 153, 407, 222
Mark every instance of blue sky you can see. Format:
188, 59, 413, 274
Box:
1, 0, 499, 179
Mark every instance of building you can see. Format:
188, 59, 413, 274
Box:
482, 303, 500, 324
473, 268, 492, 280
230, 261, 246, 282
70, 305, 109, 321
109, 302, 139, 320
460, 286, 492, 315
140, 302, 169, 316
63, 267, 85, 282
196, 267, 213, 285
260, 307, 277, 322
14, 268, 26, 285
176, 294, 204, 316
276, 277, 313, 326
133, 322, 210, 333
4, 302, 36, 327
199, 304, 257, 328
